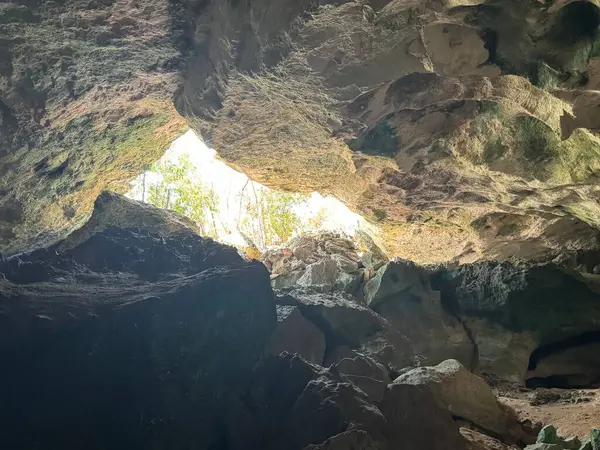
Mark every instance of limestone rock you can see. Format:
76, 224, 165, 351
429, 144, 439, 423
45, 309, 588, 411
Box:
591, 429, 600, 450
538, 426, 561, 445
0, 204, 276, 448
364, 260, 476, 368
527, 340, 600, 389
296, 257, 361, 294
268, 305, 326, 365
355, 229, 389, 271
525, 445, 563, 450
4, 0, 600, 263
276, 288, 415, 372
58, 191, 201, 250
432, 260, 600, 382
379, 381, 469, 450
226, 354, 390, 450
364, 259, 429, 309
334, 354, 391, 402
303, 430, 385, 450
581, 441, 593, 450
229, 353, 470, 450
325, 345, 358, 366
394, 360, 512, 438
277, 289, 386, 346
565, 437, 583, 450
461, 428, 516, 450
263, 232, 363, 295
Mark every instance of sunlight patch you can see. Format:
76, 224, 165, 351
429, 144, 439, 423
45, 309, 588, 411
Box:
127, 130, 368, 250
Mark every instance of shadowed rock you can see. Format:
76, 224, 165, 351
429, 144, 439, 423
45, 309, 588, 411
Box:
0, 195, 276, 449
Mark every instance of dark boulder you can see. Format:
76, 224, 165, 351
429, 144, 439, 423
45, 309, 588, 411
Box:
0, 221, 276, 449
276, 288, 415, 373
227, 353, 469, 450
268, 305, 327, 364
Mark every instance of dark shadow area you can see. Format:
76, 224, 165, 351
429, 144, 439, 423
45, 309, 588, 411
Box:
548, 1, 600, 46
526, 330, 600, 389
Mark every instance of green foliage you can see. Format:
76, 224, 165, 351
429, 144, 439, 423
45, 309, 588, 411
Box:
141, 156, 332, 249
306, 207, 327, 230
240, 188, 307, 248
147, 155, 219, 237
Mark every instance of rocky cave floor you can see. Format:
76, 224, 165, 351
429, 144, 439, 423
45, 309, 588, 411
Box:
1, 192, 599, 450
499, 387, 600, 440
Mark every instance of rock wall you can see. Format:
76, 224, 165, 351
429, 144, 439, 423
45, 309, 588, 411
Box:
0, 0, 188, 253
263, 231, 600, 385
195, 0, 600, 262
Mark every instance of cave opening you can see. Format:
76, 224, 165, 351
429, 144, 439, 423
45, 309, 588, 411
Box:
525, 330, 600, 389
126, 130, 372, 254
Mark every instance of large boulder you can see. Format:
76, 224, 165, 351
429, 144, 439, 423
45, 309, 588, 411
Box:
263, 232, 364, 295
334, 353, 391, 402
57, 191, 201, 250
0, 195, 276, 449
395, 360, 526, 444
379, 379, 470, 450
225, 354, 390, 450
276, 288, 415, 373
228, 353, 470, 450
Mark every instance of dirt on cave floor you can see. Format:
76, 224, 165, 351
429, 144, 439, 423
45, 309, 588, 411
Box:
496, 386, 600, 440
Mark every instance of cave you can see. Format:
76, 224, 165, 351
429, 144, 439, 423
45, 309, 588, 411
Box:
3, 0, 600, 447
526, 331, 600, 389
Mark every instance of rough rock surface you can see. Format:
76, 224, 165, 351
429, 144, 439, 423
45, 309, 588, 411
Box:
365, 260, 477, 368
395, 360, 521, 441
268, 305, 327, 365
229, 353, 470, 450
379, 379, 471, 450
262, 231, 366, 295
0, 0, 187, 253
333, 353, 391, 402
527, 341, 600, 388
0, 195, 276, 448
268, 248, 600, 387
276, 288, 416, 372
461, 428, 518, 450
3, 0, 600, 263
432, 260, 600, 383
520, 425, 600, 450
199, 0, 600, 263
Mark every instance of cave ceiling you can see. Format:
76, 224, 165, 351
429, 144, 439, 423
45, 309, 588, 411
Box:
2, 0, 600, 262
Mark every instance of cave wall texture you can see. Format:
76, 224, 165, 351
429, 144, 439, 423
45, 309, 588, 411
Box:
2, 0, 600, 262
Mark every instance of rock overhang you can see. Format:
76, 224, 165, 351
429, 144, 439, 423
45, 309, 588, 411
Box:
2, 0, 600, 262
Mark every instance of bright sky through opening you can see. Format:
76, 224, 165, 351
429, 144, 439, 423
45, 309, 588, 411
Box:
127, 130, 367, 248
